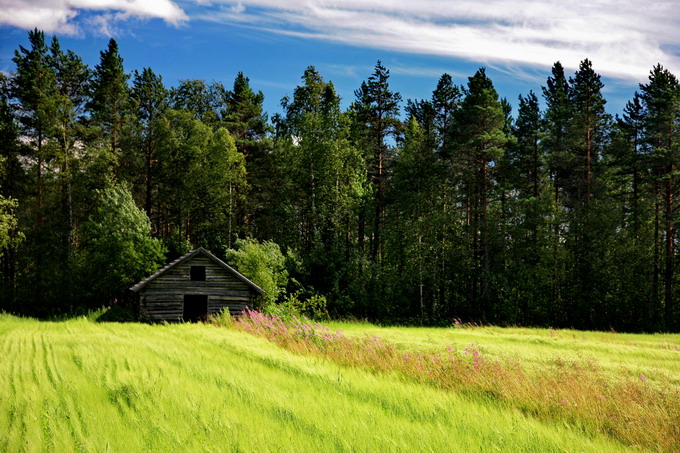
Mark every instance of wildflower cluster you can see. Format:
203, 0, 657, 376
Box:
657, 339, 680, 351
451, 317, 481, 328
237, 310, 504, 379
236, 309, 396, 366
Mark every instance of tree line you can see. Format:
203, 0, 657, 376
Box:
1, 29, 679, 331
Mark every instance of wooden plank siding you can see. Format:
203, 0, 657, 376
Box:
138, 255, 255, 322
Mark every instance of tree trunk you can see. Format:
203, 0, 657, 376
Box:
344, 213, 351, 263
585, 117, 592, 206
358, 207, 365, 264
145, 142, 153, 218
60, 121, 74, 256
552, 168, 561, 324
373, 143, 383, 262
533, 135, 539, 199
228, 181, 233, 249
418, 233, 424, 322
665, 165, 674, 329
36, 128, 43, 227
654, 178, 660, 319
480, 155, 489, 320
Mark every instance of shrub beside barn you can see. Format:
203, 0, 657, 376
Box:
130, 248, 264, 322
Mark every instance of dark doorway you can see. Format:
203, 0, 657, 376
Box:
183, 295, 208, 322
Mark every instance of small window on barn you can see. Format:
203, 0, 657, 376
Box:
190, 266, 206, 281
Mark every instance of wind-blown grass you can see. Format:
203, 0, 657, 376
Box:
0, 313, 627, 452
326, 322, 680, 387
236, 311, 680, 452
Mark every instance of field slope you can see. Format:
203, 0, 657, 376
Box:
0, 314, 633, 452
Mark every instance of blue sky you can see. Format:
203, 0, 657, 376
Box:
2, 1, 679, 119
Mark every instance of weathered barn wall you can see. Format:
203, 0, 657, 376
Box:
139, 255, 253, 321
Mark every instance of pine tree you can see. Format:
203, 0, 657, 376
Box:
221, 72, 270, 238
608, 92, 655, 330
88, 38, 130, 162
505, 91, 555, 323
543, 62, 572, 208
453, 68, 508, 320
12, 28, 58, 222
131, 67, 168, 216
11, 29, 62, 309
48, 36, 90, 257
566, 59, 611, 328
639, 65, 680, 330
541, 62, 571, 323
615, 93, 645, 230
569, 59, 608, 207
352, 61, 401, 261
513, 91, 544, 199
432, 73, 461, 154
222, 72, 268, 156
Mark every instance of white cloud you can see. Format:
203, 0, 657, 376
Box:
195, 0, 680, 81
0, 0, 187, 34
2, 0, 677, 82
231, 2, 245, 14
388, 63, 467, 81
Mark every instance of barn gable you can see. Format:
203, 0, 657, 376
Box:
130, 247, 264, 322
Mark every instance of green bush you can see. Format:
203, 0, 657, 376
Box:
225, 238, 288, 306
301, 294, 329, 320
263, 292, 329, 321
262, 298, 300, 320
207, 308, 233, 327
91, 305, 137, 323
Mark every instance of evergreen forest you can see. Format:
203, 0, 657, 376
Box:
2, 29, 680, 332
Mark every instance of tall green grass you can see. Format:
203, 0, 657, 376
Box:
0, 314, 627, 452
326, 322, 680, 389
236, 312, 680, 452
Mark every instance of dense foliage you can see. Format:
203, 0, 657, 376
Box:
2, 29, 680, 331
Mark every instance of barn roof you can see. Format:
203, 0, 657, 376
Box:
129, 247, 265, 294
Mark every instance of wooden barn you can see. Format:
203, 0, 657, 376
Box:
130, 247, 264, 322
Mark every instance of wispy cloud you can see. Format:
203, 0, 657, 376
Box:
193, 0, 680, 81
388, 64, 468, 81
318, 63, 365, 79
0, 0, 187, 35
2, 0, 677, 82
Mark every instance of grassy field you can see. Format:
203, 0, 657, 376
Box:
326, 321, 680, 389
0, 313, 677, 452
237, 312, 680, 452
